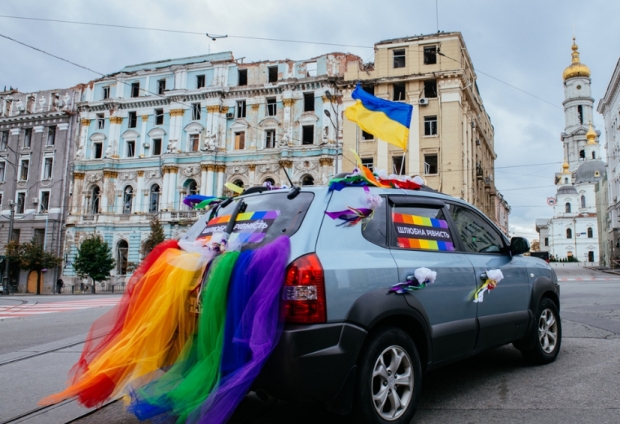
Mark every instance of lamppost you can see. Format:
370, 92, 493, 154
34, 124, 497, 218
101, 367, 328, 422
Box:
2, 200, 15, 295
323, 89, 340, 176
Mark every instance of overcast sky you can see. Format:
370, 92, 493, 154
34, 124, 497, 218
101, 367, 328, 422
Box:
2, 0, 619, 240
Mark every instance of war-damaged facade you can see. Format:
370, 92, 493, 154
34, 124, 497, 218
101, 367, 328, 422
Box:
63, 51, 362, 285
0, 87, 81, 293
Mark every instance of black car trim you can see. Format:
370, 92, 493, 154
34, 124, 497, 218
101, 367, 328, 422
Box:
430, 318, 478, 362
388, 195, 446, 207
476, 310, 530, 351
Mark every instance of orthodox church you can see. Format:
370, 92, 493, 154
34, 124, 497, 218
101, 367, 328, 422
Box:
536, 38, 606, 263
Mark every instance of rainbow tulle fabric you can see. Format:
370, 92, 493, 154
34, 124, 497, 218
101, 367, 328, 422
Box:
41, 236, 291, 424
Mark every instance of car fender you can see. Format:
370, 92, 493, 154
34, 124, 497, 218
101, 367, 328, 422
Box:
515, 275, 559, 350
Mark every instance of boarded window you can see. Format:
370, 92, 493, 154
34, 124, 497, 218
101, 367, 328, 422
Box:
235, 132, 245, 150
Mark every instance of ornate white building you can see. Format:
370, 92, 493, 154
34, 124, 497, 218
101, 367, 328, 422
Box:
536, 39, 605, 263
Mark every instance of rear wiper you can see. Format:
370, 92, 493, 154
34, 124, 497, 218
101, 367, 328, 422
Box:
225, 199, 246, 236
282, 167, 300, 200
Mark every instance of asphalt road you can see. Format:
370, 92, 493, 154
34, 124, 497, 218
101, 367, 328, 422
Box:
2, 266, 620, 423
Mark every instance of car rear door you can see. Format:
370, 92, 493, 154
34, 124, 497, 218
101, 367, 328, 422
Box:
387, 195, 478, 364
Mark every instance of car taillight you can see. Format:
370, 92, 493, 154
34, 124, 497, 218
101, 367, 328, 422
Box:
282, 253, 326, 324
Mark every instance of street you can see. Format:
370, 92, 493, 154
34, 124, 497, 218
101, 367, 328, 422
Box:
1, 266, 619, 423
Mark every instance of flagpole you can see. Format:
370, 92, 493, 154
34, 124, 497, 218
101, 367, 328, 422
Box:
399, 147, 407, 176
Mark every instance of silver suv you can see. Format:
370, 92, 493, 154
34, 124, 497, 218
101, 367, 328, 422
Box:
187, 184, 561, 424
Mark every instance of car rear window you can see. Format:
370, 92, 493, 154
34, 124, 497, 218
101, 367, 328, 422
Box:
181, 192, 314, 250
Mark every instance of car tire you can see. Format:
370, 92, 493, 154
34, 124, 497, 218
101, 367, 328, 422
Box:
352, 326, 421, 424
519, 297, 562, 365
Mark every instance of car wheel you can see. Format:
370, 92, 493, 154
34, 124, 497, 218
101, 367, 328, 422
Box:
520, 298, 562, 364
352, 327, 421, 424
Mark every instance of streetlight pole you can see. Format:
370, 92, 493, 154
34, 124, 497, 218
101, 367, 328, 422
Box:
3, 200, 15, 295
324, 88, 340, 176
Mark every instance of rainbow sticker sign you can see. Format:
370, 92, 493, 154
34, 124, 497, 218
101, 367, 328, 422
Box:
198, 210, 280, 244
392, 213, 455, 251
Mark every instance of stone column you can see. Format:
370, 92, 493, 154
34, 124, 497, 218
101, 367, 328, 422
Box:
215, 165, 226, 197
206, 165, 215, 196
161, 167, 170, 210
102, 170, 118, 213
139, 115, 148, 157
72, 172, 85, 214
319, 158, 333, 185
169, 109, 185, 151
282, 98, 296, 145
79, 119, 90, 158
249, 164, 256, 186
109, 116, 124, 158
136, 170, 145, 212
200, 165, 208, 195
167, 166, 178, 209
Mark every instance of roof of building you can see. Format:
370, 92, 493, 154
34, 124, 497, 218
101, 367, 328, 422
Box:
557, 185, 578, 195
119, 52, 235, 74
575, 160, 606, 184
563, 38, 591, 81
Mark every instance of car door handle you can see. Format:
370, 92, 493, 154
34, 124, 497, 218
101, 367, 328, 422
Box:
479, 272, 487, 280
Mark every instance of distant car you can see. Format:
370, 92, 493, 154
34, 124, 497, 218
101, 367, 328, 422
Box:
186, 184, 562, 424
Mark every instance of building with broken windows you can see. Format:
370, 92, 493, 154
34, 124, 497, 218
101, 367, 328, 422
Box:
62, 51, 362, 285
0, 86, 81, 293
341, 32, 504, 224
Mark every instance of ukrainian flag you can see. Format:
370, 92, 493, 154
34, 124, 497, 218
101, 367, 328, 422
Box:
345, 84, 413, 150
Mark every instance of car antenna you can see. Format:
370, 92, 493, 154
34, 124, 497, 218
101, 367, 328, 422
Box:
282, 167, 300, 200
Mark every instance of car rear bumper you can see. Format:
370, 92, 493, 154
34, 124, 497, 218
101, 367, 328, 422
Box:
253, 322, 367, 402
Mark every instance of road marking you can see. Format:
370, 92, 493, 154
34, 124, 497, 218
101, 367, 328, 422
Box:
0, 298, 120, 319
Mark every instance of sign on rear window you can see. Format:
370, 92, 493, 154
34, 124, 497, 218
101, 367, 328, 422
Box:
197, 210, 280, 244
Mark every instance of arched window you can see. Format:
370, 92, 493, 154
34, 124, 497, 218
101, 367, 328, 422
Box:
301, 175, 314, 186
581, 195, 586, 208
149, 184, 160, 213
577, 105, 583, 124
587, 227, 593, 238
233, 179, 244, 189
544, 237, 549, 247
117, 240, 129, 275
592, 151, 596, 159
123, 186, 133, 214
564, 178, 569, 184
263, 178, 275, 187
565, 202, 571, 213
91, 186, 100, 215
185, 179, 198, 195
566, 228, 572, 239
579, 150, 585, 159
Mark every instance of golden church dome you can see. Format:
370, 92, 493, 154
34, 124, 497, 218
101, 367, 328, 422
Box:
562, 162, 570, 174
563, 38, 591, 81
586, 123, 597, 144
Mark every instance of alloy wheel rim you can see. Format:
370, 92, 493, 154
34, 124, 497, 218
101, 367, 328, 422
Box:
538, 308, 558, 353
371, 345, 414, 421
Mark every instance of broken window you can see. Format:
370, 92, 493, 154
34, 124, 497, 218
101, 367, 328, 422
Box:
192, 103, 201, 120
94, 143, 102, 159
43, 157, 53, 179
102, 86, 110, 100
123, 187, 133, 215
424, 80, 437, 98
424, 116, 438, 136
127, 140, 135, 157
16, 193, 25, 214
128, 111, 137, 128
265, 129, 276, 148
577, 105, 583, 124
189, 134, 200, 152
302, 125, 314, 145
424, 154, 438, 174
39, 191, 50, 213
196, 74, 205, 89
19, 159, 29, 180
267, 98, 277, 116
361, 157, 374, 171
46, 126, 56, 146
152, 138, 162, 155
362, 130, 374, 140
157, 79, 166, 95
303, 92, 314, 112
362, 84, 375, 96
393, 156, 404, 175
155, 108, 164, 125
393, 83, 406, 101
268, 66, 278, 83
97, 113, 105, 129
238, 69, 248, 86
424, 46, 437, 64
91, 186, 100, 214
393, 49, 406, 68
23, 128, 32, 148
131, 82, 140, 98
234, 131, 245, 150
0, 162, 4, 181
306, 62, 317, 77
237, 100, 246, 118
149, 184, 160, 213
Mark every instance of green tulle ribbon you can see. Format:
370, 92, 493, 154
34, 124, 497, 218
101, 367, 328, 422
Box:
194, 197, 226, 209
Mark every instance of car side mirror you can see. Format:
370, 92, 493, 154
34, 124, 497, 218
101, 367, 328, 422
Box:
510, 237, 530, 255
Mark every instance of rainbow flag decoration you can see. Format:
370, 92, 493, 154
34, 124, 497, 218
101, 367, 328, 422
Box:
392, 212, 455, 251
345, 83, 413, 150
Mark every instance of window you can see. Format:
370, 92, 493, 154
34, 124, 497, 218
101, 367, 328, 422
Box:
43, 157, 53, 179
362, 85, 375, 96
186, 179, 198, 195
123, 186, 133, 214
588, 251, 594, 262
581, 195, 586, 208
424, 46, 437, 64
424, 154, 438, 174
424, 116, 438, 136
361, 157, 374, 171
306, 62, 317, 77
303, 92, 314, 112
0, 162, 4, 181
566, 228, 572, 239
565, 202, 571, 213
149, 184, 160, 213
579, 149, 585, 159
189, 134, 200, 152
302, 125, 314, 145
24, 128, 32, 148
131, 82, 140, 98
238, 69, 247, 86
152, 138, 162, 155
0, 131, 6, 149
587, 227, 593, 238
97, 113, 105, 129
544, 237, 549, 246
237, 100, 246, 118
102, 86, 110, 100
46, 126, 56, 146
264, 178, 275, 186
393, 83, 406, 101
157, 79, 166, 95
128, 111, 137, 128
127, 140, 135, 157
234, 132, 245, 150
34, 229, 45, 245
577, 105, 583, 124
91, 186, 100, 214
267, 98, 277, 116
424, 80, 437, 98
390, 205, 454, 251
16, 192, 25, 214
11, 228, 20, 242
265, 129, 276, 148
0, 193, 3, 207
94, 143, 103, 159
192, 103, 201, 120
564, 178, 569, 184
117, 240, 128, 275
268, 66, 278, 83
362, 130, 374, 140
592, 151, 596, 159
197, 75, 205, 89
393, 49, 406, 68
393, 156, 404, 175
19, 159, 29, 181
155, 108, 164, 125
450, 205, 505, 253
39, 191, 50, 213
301, 175, 314, 186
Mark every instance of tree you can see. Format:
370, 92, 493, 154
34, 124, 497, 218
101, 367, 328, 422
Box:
73, 235, 115, 285
141, 215, 166, 257
5, 240, 62, 295
530, 240, 540, 252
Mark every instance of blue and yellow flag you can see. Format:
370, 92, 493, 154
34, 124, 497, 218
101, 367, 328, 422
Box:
345, 84, 413, 150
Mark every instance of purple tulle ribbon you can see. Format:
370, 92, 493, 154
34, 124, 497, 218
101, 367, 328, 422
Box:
325, 207, 373, 226
183, 194, 215, 207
